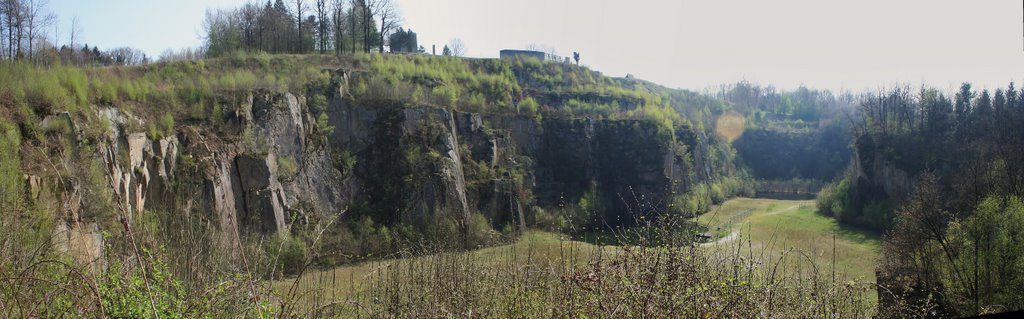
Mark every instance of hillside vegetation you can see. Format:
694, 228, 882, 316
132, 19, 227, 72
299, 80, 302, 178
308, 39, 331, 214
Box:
816, 84, 1024, 316
0, 53, 776, 317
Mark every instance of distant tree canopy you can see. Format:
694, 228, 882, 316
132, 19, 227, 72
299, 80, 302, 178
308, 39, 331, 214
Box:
388, 28, 417, 53
203, 0, 396, 58
715, 82, 854, 125
706, 82, 855, 184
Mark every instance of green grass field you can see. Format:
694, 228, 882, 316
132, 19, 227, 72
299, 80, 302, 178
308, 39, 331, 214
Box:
694, 197, 882, 307
274, 197, 882, 314
272, 231, 609, 308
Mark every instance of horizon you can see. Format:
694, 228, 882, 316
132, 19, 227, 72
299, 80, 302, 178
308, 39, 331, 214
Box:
44, 0, 1024, 93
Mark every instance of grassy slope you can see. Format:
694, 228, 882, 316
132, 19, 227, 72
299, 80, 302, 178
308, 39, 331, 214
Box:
694, 197, 881, 306
270, 198, 882, 316
278, 197, 882, 303
272, 231, 609, 307
695, 198, 880, 280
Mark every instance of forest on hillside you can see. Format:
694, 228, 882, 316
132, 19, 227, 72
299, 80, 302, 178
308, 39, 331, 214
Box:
813, 83, 1024, 316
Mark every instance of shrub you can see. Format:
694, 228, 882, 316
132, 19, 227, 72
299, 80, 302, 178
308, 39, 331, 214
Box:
465, 213, 499, 248
675, 184, 712, 215
159, 113, 175, 138
0, 120, 23, 209
531, 206, 565, 231
310, 94, 328, 113
518, 96, 539, 114
267, 233, 308, 276
211, 103, 225, 126
577, 181, 605, 225
816, 177, 851, 219
431, 84, 460, 107
277, 156, 298, 181
332, 150, 357, 176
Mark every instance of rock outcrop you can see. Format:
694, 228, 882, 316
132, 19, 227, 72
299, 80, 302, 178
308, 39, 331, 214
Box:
45, 76, 716, 257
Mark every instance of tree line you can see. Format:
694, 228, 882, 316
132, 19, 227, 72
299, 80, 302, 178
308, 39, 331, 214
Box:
1, 0, 152, 66
202, 0, 420, 58
1, 0, 56, 61
822, 82, 1024, 316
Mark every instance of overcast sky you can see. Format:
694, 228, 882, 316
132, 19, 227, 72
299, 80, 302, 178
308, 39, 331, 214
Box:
48, 0, 1024, 92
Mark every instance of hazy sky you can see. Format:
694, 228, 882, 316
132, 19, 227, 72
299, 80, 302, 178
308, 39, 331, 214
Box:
48, 0, 1024, 92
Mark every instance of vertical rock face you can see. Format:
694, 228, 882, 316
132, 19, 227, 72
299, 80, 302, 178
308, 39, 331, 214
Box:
82, 91, 347, 244
54, 83, 716, 256
402, 107, 472, 219
234, 153, 288, 233
852, 147, 914, 202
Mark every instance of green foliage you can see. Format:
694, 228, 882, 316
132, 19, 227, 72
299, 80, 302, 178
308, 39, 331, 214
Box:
675, 184, 712, 215
277, 156, 298, 181
75, 145, 116, 222
571, 181, 605, 227
332, 150, 357, 176
861, 199, 894, 230
518, 96, 539, 114
310, 94, 328, 113
943, 195, 1024, 313
316, 113, 335, 136
465, 213, 501, 248
0, 119, 23, 210
267, 233, 309, 277
816, 178, 850, 219
431, 84, 460, 107
100, 257, 189, 318
530, 206, 566, 231
211, 103, 225, 126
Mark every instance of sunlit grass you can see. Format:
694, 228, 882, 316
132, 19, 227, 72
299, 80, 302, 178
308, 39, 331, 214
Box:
272, 230, 610, 309
695, 197, 882, 306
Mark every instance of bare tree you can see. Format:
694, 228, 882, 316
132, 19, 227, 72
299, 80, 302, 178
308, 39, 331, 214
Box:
108, 46, 147, 65
448, 38, 465, 57
315, 0, 328, 52
24, 0, 54, 59
361, 0, 370, 52
349, 0, 357, 53
292, 0, 306, 53
237, 2, 261, 49
373, 0, 398, 53
68, 15, 80, 49
3, 0, 25, 58
1, 0, 7, 59
331, 0, 347, 55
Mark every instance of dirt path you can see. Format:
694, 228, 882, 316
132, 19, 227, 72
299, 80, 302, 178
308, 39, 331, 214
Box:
765, 205, 801, 216
701, 230, 739, 247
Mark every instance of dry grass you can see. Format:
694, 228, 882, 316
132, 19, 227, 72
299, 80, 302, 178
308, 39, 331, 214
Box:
695, 197, 882, 307
272, 231, 608, 310
270, 198, 880, 318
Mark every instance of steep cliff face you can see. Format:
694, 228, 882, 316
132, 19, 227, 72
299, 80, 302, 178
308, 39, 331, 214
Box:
829, 134, 914, 229
39, 72, 717, 262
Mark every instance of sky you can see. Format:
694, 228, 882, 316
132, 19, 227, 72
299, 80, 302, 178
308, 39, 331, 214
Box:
47, 0, 1024, 92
